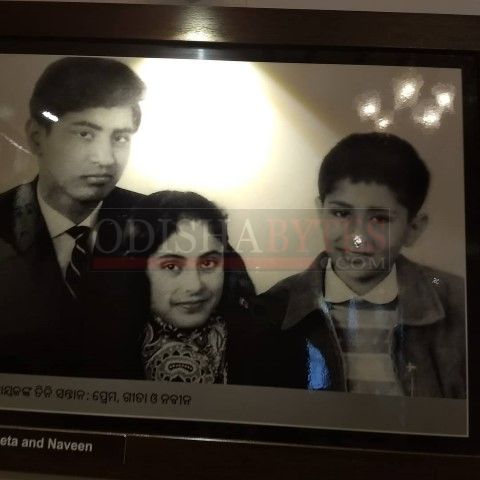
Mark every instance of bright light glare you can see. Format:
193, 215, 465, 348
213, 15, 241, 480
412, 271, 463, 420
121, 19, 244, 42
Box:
432, 83, 455, 112
393, 72, 424, 110
42, 111, 58, 122
413, 101, 442, 130
362, 103, 377, 116
127, 59, 274, 193
355, 91, 381, 121
183, 30, 213, 42
423, 110, 440, 125
436, 92, 452, 108
0, 132, 31, 154
376, 116, 392, 130
400, 82, 416, 99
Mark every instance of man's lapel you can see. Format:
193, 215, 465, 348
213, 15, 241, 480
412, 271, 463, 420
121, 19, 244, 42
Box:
13, 181, 52, 258
12, 181, 43, 254
13, 180, 68, 296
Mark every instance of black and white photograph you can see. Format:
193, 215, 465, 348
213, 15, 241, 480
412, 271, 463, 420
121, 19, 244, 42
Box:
0, 52, 468, 437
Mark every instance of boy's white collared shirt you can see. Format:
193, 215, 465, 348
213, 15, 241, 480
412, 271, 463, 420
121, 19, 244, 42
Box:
324, 258, 398, 304
37, 185, 101, 278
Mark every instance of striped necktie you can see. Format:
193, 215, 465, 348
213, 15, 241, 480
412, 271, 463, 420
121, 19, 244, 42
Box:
65, 225, 91, 299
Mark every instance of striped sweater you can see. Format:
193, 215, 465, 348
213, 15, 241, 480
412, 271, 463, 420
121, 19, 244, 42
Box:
328, 299, 403, 395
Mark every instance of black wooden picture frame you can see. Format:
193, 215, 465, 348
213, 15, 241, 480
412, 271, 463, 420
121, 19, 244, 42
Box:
0, 2, 479, 478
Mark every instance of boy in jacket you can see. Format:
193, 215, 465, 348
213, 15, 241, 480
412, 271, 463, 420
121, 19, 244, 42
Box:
255, 133, 465, 398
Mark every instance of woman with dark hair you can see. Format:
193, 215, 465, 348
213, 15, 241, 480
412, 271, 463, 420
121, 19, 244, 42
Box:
127, 190, 264, 385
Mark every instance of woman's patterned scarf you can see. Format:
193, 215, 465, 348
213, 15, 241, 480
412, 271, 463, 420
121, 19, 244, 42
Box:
142, 315, 227, 384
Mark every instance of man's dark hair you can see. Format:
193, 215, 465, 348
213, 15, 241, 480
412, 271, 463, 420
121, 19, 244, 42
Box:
30, 57, 146, 130
318, 132, 430, 218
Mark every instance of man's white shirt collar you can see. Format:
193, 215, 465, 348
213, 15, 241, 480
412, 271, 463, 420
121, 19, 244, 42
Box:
37, 184, 102, 238
324, 258, 398, 304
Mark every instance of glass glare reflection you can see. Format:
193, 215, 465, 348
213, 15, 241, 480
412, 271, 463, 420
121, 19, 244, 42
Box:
432, 83, 455, 112
375, 114, 393, 131
356, 91, 381, 121
355, 72, 455, 132
41, 111, 58, 122
393, 71, 424, 110
128, 59, 274, 193
413, 100, 442, 130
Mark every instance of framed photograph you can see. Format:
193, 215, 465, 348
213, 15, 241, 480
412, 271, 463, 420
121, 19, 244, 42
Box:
0, 2, 479, 478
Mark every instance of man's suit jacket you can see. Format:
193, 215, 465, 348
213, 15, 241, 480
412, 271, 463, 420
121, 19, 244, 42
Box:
0, 180, 145, 379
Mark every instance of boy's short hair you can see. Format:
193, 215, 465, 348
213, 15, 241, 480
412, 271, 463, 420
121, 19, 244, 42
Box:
30, 56, 146, 130
318, 132, 430, 218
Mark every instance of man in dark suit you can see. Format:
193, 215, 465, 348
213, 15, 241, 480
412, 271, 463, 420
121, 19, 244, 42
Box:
0, 57, 146, 379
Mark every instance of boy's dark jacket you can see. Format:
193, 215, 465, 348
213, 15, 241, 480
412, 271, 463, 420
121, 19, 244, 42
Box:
253, 252, 466, 398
